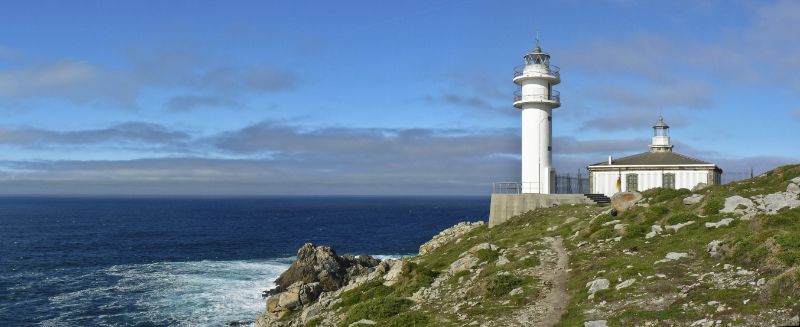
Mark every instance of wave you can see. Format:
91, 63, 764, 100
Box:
40, 254, 406, 326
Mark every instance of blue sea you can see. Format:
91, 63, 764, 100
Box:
0, 196, 488, 326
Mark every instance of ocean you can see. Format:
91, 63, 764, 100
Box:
0, 196, 488, 326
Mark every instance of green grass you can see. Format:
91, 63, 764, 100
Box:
340, 297, 414, 327
323, 164, 800, 326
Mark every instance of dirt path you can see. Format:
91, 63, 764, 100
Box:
538, 236, 570, 327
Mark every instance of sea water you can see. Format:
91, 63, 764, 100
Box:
0, 196, 487, 326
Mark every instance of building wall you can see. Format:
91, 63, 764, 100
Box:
589, 168, 715, 197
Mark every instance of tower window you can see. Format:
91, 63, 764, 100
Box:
548, 146, 552, 151
626, 174, 639, 192
548, 116, 552, 122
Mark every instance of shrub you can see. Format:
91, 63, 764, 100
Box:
645, 188, 692, 204
474, 249, 500, 263
777, 232, 800, 266
703, 196, 724, 215
335, 279, 392, 309
395, 262, 439, 296
385, 312, 431, 327
666, 212, 698, 225
483, 274, 525, 298
341, 297, 413, 326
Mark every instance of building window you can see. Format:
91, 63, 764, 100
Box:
626, 174, 638, 192
548, 146, 552, 151
663, 173, 675, 189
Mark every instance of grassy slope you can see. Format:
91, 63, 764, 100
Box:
323, 164, 800, 326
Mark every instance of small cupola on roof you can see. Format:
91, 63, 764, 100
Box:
649, 116, 673, 153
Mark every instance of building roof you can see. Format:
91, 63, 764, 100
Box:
589, 151, 715, 167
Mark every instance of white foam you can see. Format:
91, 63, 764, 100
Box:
45, 258, 292, 326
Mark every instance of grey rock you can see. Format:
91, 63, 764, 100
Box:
683, 194, 705, 205
706, 240, 723, 257
721, 195, 754, 213
584, 320, 608, 327
705, 218, 734, 228
350, 319, 377, 326
586, 278, 610, 294
692, 182, 708, 192
615, 278, 636, 290
665, 221, 694, 232
787, 183, 800, 194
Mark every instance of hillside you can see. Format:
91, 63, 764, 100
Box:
255, 164, 800, 327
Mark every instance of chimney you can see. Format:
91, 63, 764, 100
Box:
608, 155, 613, 165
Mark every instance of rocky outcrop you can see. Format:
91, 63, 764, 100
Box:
419, 221, 484, 255
611, 192, 642, 213
262, 243, 380, 321
272, 243, 379, 294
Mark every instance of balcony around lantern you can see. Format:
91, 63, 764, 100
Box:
513, 63, 560, 84
513, 90, 560, 108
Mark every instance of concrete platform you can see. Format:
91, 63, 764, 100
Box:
488, 193, 595, 227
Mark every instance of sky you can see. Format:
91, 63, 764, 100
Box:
0, 0, 798, 195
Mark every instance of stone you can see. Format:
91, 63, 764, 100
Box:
692, 183, 708, 192
602, 219, 620, 226
655, 252, 689, 264
584, 320, 608, 327
615, 278, 636, 290
721, 195, 754, 213
758, 192, 800, 213
792, 176, 800, 184
350, 319, 377, 325
756, 278, 766, 286
611, 192, 643, 213
509, 287, 523, 296
787, 183, 800, 194
496, 255, 510, 266
665, 221, 694, 232
683, 194, 705, 205
448, 254, 480, 274
419, 221, 485, 255
706, 240, 724, 257
586, 278, 610, 294
564, 217, 579, 225
705, 218, 734, 228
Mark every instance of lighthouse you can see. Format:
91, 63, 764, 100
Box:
513, 37, 560, 194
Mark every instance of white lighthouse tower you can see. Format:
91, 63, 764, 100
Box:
513, 37, 561, 194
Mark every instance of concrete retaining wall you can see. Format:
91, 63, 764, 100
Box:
489, 194, 594, 227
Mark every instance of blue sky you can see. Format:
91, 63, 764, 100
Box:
0, 0, 798, 195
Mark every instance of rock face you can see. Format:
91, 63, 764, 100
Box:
264, 243, 380, 319
611, 192, 642, 213
273, 243, 379, 293
419, 221, 484, 255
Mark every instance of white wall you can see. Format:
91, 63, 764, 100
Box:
590, 169, 713, 197
521, 105, 552, 193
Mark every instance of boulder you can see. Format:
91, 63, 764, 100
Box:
584, 320, 608, 327
758, 192, 800, 213
586, 278, 609, 294
705, 218, 734, 228
273, 243, 380, 293
611, 192, 643, 213
721, 196, 754, 213
615, 278, 636, 290
665, 221, 694, 232
706, 240, 723, 257
787, 183, 800, 194
655, 252, 689, 264
683, 194, 704, 205
382, 260, 405, 286
692, 183, 708, 192
269, 282, 323, 314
